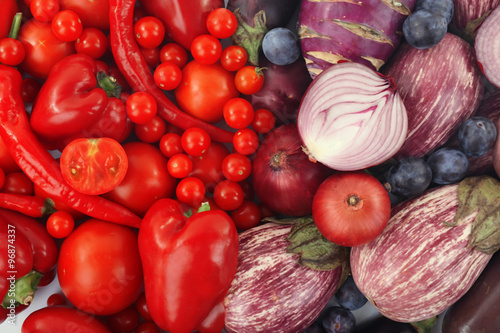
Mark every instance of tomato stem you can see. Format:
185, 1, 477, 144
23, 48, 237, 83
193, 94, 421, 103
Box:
9, 12, 22, 40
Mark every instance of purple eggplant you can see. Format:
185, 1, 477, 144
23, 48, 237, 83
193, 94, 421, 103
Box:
224, 219, 349, 333
297, 0, 416, 78
244, 55, 312, 124
381, 33, 484, 159
451, 0, 500, 38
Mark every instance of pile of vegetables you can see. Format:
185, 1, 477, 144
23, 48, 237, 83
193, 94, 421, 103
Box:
0, 0, 500, 332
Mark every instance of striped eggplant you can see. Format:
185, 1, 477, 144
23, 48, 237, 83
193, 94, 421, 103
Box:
350, 175, 500, 323
451, 0, 500, 37
224, 219, 349, 333
297, 0, 416, 78
381, 33, 484, 159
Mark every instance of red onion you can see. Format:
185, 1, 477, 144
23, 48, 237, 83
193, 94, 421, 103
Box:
251, 124, 333, 217
475, 5, 500, 89
297, 62, 408, 171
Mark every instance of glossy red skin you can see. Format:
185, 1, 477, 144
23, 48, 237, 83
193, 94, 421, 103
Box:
139, 198, 239, 333
0, 0, 18, 40
0, 193, 53, 218
189, 142, 230, 192
30, 54, 129, 151
22, 306, 111, 333
0, 217, 34, 279
138, 0, 224, 50
0, 136, 20, 174
59, 0, 110, 30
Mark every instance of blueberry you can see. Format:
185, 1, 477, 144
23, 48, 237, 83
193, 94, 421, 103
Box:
321, 306, 356, 333
262, 27, 301, 66
334, 275, 368, 311
384, 157, 432, 198
402, 10, 448, 49
457, 116, 497, 158
415, 0, 454, 23
427, 148, 469, 185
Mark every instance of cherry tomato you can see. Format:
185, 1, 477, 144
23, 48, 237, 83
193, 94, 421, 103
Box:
233, 128, 259, 155
107, 305, 140, 333
59, 0, 110, 30
59, 138, 128, 195
1, 171, 34, 195
220, 45, 248, 72
47, 293, 68, 307
57, 219, 144, 316
213, 180, 244, 211
104, 142, 176, 217
206, 8, 237, 39
190, 34, 222, 65
189, 142, 229, 192
181, 127, 211, 157
167, 153, 193, 179
235, 65, 265, 95
222, 153, 252, 182
0, 38, 25, 66
135, 115, 167, 143
51, 9, 83, 42
140, 45, 160, 68
223, 97, 254, 129
230, 200, 261, 230
252, 108, 276, 134
154, 62, 182, 90
176, 176, 206, 207
175, 60, 239, 123
46, 210, 75, 239
126, 91, 157, 125
134, 16, 165, 49
30, 0, 60, 22
21, 77, 42, 103
134, 292, 152, 321
159, 132, 183, 158
135, 321, 161, 333
75, 27, 108, 59
239, 178, 254, 201
159, 42, 188, 68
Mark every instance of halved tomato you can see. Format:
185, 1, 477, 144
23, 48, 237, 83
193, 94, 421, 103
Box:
60, 137, 128, 195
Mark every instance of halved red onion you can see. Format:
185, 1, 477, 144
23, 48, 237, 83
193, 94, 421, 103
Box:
297, 62, 408, 171
475, 5, 500, 89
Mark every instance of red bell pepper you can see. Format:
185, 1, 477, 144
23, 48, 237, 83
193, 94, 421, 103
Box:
0, 0, 18, 40
30, 53, 132, 151
0, 64, 142, 228
139, 199, 239, 333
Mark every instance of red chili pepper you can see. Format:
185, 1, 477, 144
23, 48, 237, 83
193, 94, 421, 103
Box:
138, 199, 239, 333
0, 193, 54, 218
0, 64, 142, 228
29, 53, 132, 151
109, 0, 235, 143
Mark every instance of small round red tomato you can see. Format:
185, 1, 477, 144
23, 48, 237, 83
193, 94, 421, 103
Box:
167, 153, 193, 178
312, 171, 391, 247
189, 142, 229, 192
21, 77, 42, 103
252, 108, 276, 134
134, 292, 152, 321
190, 34, 222, 65
2, 171, 34, 195
135, 115, 167, 143
206, 8, 237, 39
59, 0, 110, 30
60, 138, 128, 195
104, 142, 176, 217
107, 305, 140, 333
140, 45, 160, 68
176, 177, 206, 207
51, 10, 83, 42
126, 91, 157, 125
46, 210, 75, 239
213, 180, 244, 211
0, 38, 25, 66
233, 128, 259, 155
154, 62, 182, 90
220, 45, 248, 72
181, 127, 211, 157
235, 66, 265, 95
222, 153, 252, 182
57, 219, 144, 316
47, 293, 67, 307
223, 98, 254, 129
159, 132, 183, 158
30, 0, 60, 22
75, 27, 108, 59
134, 16, 165, 49
231, 200, 261, 230
135, 321, 161, 333
175, 60, 239, 124
159, 42, 188, 68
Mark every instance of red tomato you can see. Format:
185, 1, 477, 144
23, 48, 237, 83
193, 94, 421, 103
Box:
135, 321, 161, 333
159, 132, 183, 158
312, 171, 391, 247
21, 77, 42, 103
252, 108, 276, 134
30, 0, 60, 22
59, 138, 128, 195
126, 91, 158, 125
222, 153, 252, 182
233, 128, 259, 155
220, 45, 248, 72
190, 34, 222, 65
235, 65, 265, 95
0, 38, 25, 66
154, 61, 182, 90
175, 60, 239, 123
181, 127, 211, 157
223, 97, 254, 129
176, 176, 206, 207
46, 293, 68, 306
189, 142, 229, 192
59, 0, 110, 30
135, 115, 167, 143
18, 18, 75, 79
206, 8, 237, 39
231, 200, 261, 230
134, 292, 152, 321
159, 42, 188, 68
51, 9, 83, 42
57, 219, 144, 316
104, 142, 176, 217
1, 171, 34, 195
213, 180, 244, 211
107, 305, 140, 333
167, 153, 193, 179
46, 210, 75, 239
75, 27, 108, 59
134, 16, 165, 49
140, 45, 161, 68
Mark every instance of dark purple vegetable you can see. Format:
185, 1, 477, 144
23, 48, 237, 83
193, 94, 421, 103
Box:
297, 0, 416, 78
224, 219, 350, 333
381, 33, 484, 159
442, 252, 500, 333
354, 316, 417, 333
244, 55, 312, 124
450, 0, 500, 37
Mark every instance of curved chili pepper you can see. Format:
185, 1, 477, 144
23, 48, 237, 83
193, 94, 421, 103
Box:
108, 0, 235, 143
0, 64, 142, 228
0, 193, 54, 218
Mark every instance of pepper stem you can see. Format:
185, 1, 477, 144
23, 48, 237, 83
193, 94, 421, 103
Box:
2, 271, 43, 308
96, 71, 122, 98
9, 12, 23, 40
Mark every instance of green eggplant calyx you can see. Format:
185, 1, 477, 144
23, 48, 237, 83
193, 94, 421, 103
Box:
230, 8, 268, 66
411, 316, 438, 333
2, 271, 43, 308
96, 71, 122, 98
